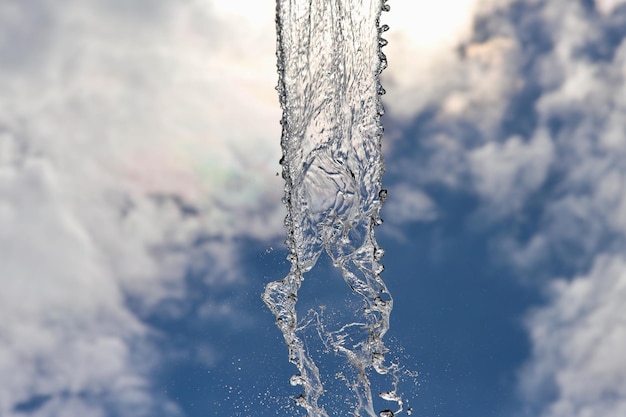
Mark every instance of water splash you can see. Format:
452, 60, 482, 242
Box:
262, 0, 402, 415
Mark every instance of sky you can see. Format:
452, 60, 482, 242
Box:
1, 0, 626, 416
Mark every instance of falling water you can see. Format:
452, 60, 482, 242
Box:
262, 0, 403, 416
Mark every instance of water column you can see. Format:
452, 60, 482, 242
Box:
262, 1, 399, 415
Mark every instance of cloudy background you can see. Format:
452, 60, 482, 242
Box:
1, 0, 626, 416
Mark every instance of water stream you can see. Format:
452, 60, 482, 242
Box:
262, 1, 404, 415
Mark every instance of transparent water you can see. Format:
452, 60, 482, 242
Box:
262, 1, 405, 416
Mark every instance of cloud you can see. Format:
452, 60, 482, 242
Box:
513, 4, 626, 414
380, 4, 527, 214
595, 0, 626, 15
3, 0, 624, 415
382, 1, 626, 415
0, 0, 282, 415
504, 0, 626, 268
469, 129, 554, 216
386, 0, 626, 266
381, 0, 517, 123
0, 136, 176, 416
520, 254, 626, 417
383, 183, 437, 225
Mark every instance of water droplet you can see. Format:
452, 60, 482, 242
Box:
290, 374, 305, 386
379, 410, 394, 417
379, 58, 388, 74
294, 394, 307, 408
379, 391, 399, 401
407, 408, 413, 415
380, 24, 390, 32
378, 189, 388, 202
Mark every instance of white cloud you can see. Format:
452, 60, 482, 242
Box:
381, 0, 518, 123
382, 2, 626, 415
387, 0, 626, 263
2, 0, 625, 415
0, 0, 281, 415
444, 1, 626, 415
520, 255, 626, 417
383, 183, 437, 224
469, 129, 554, 216
0, 151, 174, 415
380, 4, 527, 229
512, 2, 626, 265
595, 0, 626, 15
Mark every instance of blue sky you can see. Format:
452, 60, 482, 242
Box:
2, 0, 626, 416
